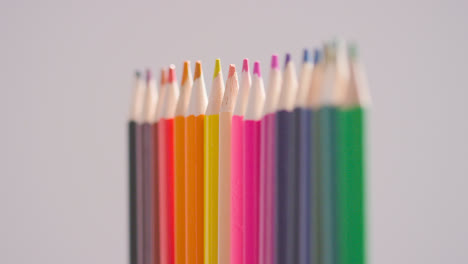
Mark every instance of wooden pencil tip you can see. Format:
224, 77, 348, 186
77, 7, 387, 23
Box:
228, 64, 236, 78
213, 58, 221, 79
168, 65, 176, 83
160, 68, 167, 85
182, 61, 190, 85
194, 61, 202, 80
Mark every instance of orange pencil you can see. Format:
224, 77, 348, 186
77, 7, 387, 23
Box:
185, 61, 208, 264
174, 61, 193, 264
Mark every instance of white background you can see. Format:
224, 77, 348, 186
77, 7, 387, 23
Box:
1, 0, 467, 263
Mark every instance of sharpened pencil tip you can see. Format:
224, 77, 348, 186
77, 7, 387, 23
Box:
213, 59, 222, 79
168, 65, 176, 83
303, 49, 310, 63
285, 53, 291, 67
271, 54, 279, 70
160, 68, 167, 85
145, 69, 152, 82
228, 64, 236, 78
242, 59, 249, 72
135, 70, 141, 78
194, 61, 202, 80
348, 43, 358, 60
253, 61, 261, 77
313, 49, 322, 65
182, 61, 190, 85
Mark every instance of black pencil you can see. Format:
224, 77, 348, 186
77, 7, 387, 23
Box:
129, 71, 146, 264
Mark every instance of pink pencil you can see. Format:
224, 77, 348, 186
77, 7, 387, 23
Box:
230, 59, 251, 264
259, 55, 282, 264
243, 61, 265, 264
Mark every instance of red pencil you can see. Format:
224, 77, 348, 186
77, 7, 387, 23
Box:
158, 65, 179, 264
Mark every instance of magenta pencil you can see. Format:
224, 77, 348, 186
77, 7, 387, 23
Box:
230, 59, 251, 264
243, 61, 265, 264
259, 55, 282, 264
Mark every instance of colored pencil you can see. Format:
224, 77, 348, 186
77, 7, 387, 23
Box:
230, 58, 251, 264
294, 50, 314, 264
142, 70, 158, 264
174, 61, 193, 264
275, 53, 298, 264
259, 54, 282, 264
204, 59, 225, 264
305, 49, 325, 264
244, 61, 265, 264
186, 61, 208, 264
126, 43, 370, 264
152, 69, 167, 264
159, 65, 179, 264
218, 65, 239, 264
318, 42, 350, 264
336, 44, 370, 264
128, 71, 145, 264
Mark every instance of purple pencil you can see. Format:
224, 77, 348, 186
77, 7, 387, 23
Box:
259, 55, 282, 264
142, 70, 158, 264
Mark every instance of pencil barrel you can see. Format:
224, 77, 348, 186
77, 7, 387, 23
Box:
244, 120, 261, 264
230, 115, 244, 264
219, 112, 232, 264
128, 122, 138, 264
337, 108, 366, 264
174, 116, 186, 264
275, 110, 298, 264
204, 114, 219, 264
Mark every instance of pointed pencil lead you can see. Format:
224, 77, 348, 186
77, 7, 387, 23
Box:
160, 68, 167, 85
285, 53, 291, 67
228, 64, 236, 78
242, 58, 249, 72
213, 59, 222, 79
194, 61, 202, 80
145, 69, 152, 83
348, 43, 358, 60
313, 49, 322, 65
135, 70, 142, 78
168, 65, 176, 83
271, 54, 279, 70
182, 61, 191, 85
253, 61, 261, 77
303, 49, 310, 63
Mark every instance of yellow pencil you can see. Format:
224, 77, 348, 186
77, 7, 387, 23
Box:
204, 59, 225, 264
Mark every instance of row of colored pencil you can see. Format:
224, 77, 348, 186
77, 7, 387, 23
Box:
127, 41, 370, 264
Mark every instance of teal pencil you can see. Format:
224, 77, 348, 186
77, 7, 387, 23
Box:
317, 41, 350, 264
305, 49, 325, 264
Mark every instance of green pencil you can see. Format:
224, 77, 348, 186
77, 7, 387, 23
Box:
337, 44, 370, 264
